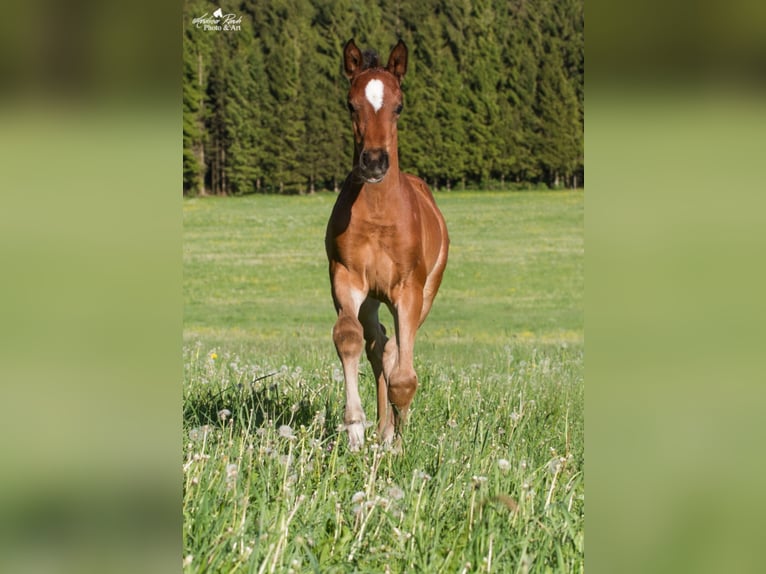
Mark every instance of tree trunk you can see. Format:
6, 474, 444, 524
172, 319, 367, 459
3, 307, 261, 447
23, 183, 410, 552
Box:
196, 51, 206, 195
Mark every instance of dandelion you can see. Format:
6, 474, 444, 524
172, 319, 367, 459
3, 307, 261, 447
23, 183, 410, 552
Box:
209, 352, 218, 360
392, 526, 412, 541
548, 458, 561, 475
182, 555, 193, 567
225, 463, 238, 490
278, 424, 296, 439
510, 410, 521, 423
188, 425, 212, 442
218, 408, 231, 422
497, 458, 511, 472
386, 485, 405, 501
471, 475, 488, 488
279, 454, 294, 467
351, 491, 365, 504
446, 419, 457, 428
414, 469, 432, 481
520, 459, 528, 470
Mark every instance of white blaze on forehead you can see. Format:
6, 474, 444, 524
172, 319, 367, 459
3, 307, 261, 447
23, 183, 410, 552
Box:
365, 79, 384, 112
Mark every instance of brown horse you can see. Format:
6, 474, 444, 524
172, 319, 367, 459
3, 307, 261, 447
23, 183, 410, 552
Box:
325, 39, 449, 450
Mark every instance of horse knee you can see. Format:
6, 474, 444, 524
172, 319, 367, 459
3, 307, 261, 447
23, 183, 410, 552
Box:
333, 315, 363, 358
388, 367, 418, 408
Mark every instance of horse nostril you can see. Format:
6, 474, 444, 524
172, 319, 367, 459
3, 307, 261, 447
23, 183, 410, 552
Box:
361, 149, 388, 173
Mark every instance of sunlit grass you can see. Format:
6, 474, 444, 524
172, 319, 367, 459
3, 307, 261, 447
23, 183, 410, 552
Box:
183, 191, 584, 572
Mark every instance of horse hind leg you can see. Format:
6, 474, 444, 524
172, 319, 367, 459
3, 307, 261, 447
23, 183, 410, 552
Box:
360, 300, 395, 445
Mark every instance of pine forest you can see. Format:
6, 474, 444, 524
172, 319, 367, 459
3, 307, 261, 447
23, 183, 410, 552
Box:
183, 0, 584, 195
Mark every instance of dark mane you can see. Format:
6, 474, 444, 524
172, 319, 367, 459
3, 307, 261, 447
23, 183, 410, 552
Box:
362, 49, 380, 70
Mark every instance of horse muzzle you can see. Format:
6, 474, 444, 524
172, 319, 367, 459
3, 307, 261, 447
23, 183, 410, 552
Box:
359, 148, 389, 183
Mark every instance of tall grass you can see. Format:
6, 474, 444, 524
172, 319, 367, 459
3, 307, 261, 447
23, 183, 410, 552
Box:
183, 191, 584, 572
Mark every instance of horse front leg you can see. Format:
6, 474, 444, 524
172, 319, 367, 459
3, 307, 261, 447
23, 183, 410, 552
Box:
388, 285, 424, 438
331, 275, 369, 451
333, 308, 366, 451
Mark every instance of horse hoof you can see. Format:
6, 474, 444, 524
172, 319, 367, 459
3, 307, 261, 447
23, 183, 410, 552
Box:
385, 436, 403, 455
346, 422, 366, 451
379, 424, 396, 447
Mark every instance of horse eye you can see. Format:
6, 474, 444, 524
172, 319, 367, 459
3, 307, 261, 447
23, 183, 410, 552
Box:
395, 103, 403, 115
347, 102, 355, 113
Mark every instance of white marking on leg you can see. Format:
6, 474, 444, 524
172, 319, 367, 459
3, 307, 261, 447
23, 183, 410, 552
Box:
365, 79, 384, 112
346, 421, 366, 451
342, 286, 368, 451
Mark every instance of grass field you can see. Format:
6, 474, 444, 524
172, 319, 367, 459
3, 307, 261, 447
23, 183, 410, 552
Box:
183, 191, 584, 573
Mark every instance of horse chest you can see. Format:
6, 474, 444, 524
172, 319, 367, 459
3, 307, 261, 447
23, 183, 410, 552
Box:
338, 220, 416, 287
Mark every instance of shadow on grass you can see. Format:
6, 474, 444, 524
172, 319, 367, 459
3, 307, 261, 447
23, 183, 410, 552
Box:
183, 373, 340, 443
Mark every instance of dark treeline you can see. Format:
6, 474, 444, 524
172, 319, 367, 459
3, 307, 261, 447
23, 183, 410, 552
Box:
183, 0, 583, 195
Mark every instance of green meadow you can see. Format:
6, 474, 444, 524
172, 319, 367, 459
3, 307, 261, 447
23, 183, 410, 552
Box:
183, 191, 584, 573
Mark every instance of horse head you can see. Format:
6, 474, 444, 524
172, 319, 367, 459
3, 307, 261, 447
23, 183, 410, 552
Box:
343, 39, 408, 184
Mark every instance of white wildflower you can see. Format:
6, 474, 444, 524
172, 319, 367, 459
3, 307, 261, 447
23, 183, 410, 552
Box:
471, 475, 488, 487
218, 409, 232, 422
225, 463, 238, 489
386, 485, 405, 501
188, 426, 212, 442
279, 454, 294, 467
414, 469, 432, 481
497, 458, 511, 472
351, 491, 365, 504
278, 424, 296, 439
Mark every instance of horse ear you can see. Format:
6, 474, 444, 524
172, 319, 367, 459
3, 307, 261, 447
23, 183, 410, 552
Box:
343, 39, 363, 80
386, 40, 408, 83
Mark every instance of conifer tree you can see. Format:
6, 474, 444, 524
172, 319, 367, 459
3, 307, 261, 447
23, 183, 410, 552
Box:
182, 0, 584, 193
